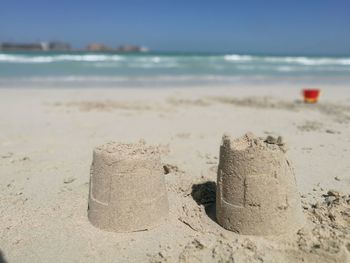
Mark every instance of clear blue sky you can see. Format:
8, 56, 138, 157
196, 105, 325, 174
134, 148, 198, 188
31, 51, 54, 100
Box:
1, 0, 349, 55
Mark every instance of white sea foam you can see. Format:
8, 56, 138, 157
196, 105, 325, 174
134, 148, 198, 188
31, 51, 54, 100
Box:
0, 54, 54, 63
223, 54, 350, 65
263, 56, 350, 65
1, 53, 350, 67
1, 53, 350, 83
126, 62, 179, 68
0, 54, 124, 63
224, 54, 253, 62
151, 57, 161, 63
275, 66, 297, 72
92, 56, 177, 68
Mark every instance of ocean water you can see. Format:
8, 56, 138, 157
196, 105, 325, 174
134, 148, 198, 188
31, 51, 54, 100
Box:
1, 52, 350, 87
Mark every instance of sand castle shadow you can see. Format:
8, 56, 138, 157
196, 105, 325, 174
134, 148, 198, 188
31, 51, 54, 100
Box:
0, 250, 8, 263
191, 181, 217, 223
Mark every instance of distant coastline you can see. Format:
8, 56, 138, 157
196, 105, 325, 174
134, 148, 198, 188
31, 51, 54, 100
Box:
0, 41, 149, 53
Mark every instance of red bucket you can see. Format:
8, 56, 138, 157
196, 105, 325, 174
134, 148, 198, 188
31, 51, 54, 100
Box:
302, 89, 320, 103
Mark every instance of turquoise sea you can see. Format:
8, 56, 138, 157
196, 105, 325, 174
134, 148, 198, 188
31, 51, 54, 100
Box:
1, 52, 350, 87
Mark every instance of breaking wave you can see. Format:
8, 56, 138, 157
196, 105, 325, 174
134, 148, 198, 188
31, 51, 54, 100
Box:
1, 52, 350, 80
1, 53, 349, 66
0, 54, 124, 63
262, 56, 350, 65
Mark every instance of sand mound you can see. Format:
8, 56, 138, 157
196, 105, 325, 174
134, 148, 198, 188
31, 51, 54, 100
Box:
88, 141, 169, 232
216, 133, 304, 235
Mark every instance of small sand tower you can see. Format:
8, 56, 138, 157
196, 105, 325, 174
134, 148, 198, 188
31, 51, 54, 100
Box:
88, 141, 169, 232
216, 133, 304, 235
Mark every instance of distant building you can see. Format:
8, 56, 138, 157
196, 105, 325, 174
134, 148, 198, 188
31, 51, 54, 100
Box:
0, 42, 43, 51
40, 42, 50, 51
0, 41, 71, 51
48, 41, 71, 51
117, 45, 149, 53
0, 41, 149, 52
86, 43, 111, 52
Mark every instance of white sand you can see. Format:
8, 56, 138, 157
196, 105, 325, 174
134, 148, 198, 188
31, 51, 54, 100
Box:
0, 84, 349, 262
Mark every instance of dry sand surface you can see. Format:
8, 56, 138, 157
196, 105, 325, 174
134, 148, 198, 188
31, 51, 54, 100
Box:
0, 84, 349, 263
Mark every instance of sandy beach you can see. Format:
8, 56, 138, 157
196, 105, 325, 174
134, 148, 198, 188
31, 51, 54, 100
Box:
0, 84, 349, 263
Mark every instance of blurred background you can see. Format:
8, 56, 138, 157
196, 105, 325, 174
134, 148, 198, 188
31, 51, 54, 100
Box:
1, 0, 350, 88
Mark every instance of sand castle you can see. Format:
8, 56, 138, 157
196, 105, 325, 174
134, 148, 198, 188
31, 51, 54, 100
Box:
88, 141, 169, 232
216, 132, 304, 235
88, 134, 304, 236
